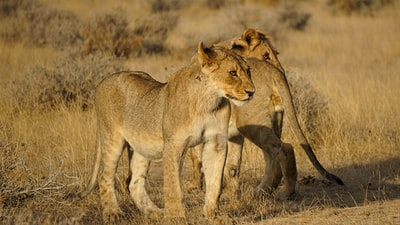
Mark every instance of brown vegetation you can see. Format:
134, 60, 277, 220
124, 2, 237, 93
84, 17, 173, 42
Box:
327, 0, 393, 15
0, 0, 399, 224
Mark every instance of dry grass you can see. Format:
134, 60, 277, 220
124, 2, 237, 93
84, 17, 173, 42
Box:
1, 0, 399, 224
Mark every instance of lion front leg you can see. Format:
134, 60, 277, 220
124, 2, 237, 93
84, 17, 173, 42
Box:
163, 140, 187, 220
202, 134, 229, 222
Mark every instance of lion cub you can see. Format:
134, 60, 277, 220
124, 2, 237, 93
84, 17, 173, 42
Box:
78, 42, 254, 223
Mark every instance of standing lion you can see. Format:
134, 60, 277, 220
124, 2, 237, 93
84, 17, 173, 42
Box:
75, 42, 255, 223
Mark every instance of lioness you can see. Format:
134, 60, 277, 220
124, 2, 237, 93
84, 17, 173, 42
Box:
218, 28, 285, 74
188, 29, 343, 198
77, 42, 255, 222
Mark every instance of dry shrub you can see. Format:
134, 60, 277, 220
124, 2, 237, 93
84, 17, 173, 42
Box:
0, 122, 33, 216
285, 69, 330, 145
218, 2, 311, 44
150, 0, 184, 12
82, 9, 177, 57
133, 12, 178, 55
0, 125, 22, 189
0, 0, 21, 18
206, 0, 226, 9
278, 4, 311, 31
0, 0, 82, 49
81, 10, 142, 58
327, 0, 394, 15
12, 52, 123, 111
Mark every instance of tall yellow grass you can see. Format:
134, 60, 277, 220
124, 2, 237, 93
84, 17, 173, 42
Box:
0, 0, 399, 224
281, 3, 400, 165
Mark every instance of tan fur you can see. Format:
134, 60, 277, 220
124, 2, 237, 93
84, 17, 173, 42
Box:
215, 28, 284, 74
77, 42, 254, 223
188, 29, 296, 198
189, 29, 344, 199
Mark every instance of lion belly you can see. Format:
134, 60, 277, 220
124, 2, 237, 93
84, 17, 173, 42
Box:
125, 131, 164, 161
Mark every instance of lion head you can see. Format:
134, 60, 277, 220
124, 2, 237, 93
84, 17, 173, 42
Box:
197, 42, 255, 106
231, 28, 284, 73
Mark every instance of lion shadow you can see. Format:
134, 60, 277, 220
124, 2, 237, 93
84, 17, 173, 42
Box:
226, 125, 400, 222
240, 156, 400, 223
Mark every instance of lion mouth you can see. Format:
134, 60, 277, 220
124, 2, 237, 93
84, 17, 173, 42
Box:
226, 94, 253, 106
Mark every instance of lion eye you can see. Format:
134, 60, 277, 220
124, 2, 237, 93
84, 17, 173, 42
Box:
264, 53, 270, 60
229, 71, 238, 77
247, 68, 251, 78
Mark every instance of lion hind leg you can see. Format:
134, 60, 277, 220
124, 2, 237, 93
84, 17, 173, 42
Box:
125, 145, 133, 192
256, 142, 298, 199
98, 135, 125, 219
279, 143, 298, 200
256, 145, 281, 195
187, 145, 203, 191
129, 152, 162, 216
223, 135, 244, 199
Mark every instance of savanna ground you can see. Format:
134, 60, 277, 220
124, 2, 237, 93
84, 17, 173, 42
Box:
0, 0, 399, 224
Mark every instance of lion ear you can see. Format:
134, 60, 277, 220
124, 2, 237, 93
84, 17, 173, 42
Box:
242, 28, 260, 51
198, 41, 219, 73
197, 41, 214, 65
231, 39, 248, 52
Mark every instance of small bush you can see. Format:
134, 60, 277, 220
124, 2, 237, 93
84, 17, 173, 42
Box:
150, 0, 183, 12
133, 12, 178, 55
0, 0, 82, 49
0, 0, 21, 18
278, 4, 311, 31
82, 9, 177, 57
206, 0, 226, 9
12, 52, 123, 111
81, 10, 142, 58
327, 0, 394, 15
285, 69, 330, 145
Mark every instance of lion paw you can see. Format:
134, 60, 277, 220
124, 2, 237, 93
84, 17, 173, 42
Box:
211, 215, 232, 225
186, 181, 202, 192
163, 217, 188, 225
144, 207, 164, 218
103, 210, 125, 224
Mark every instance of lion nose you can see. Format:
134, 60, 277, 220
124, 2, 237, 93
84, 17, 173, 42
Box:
246, 90, 254, 98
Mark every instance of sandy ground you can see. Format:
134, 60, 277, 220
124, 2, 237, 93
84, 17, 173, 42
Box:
264, 199, 400, 225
